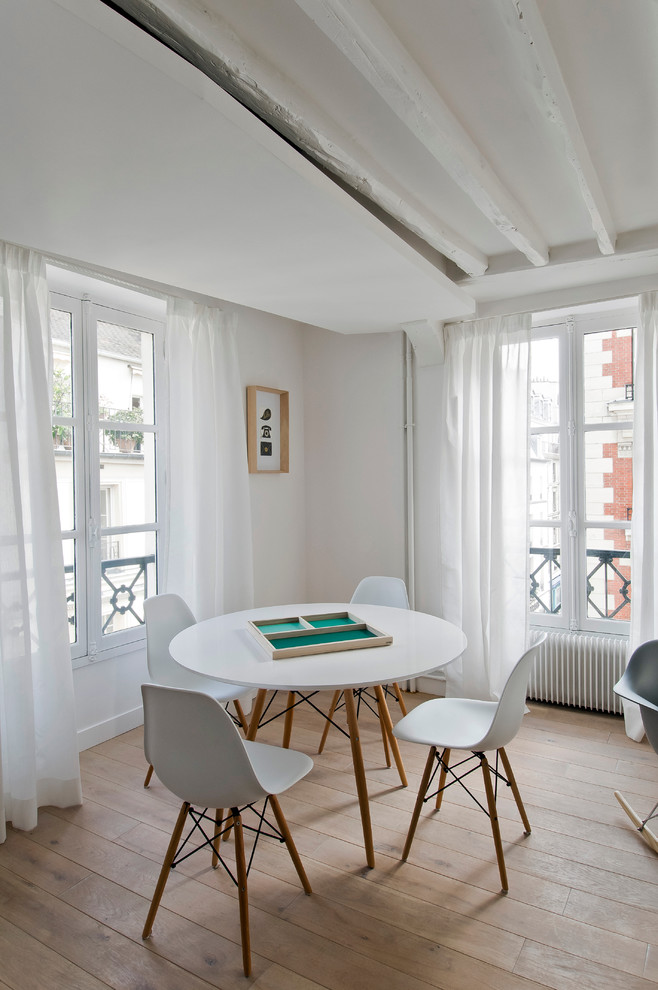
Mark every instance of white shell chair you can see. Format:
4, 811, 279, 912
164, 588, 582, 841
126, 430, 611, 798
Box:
143, 594, 251, 787
318, 576, 410, 764
393, 634, 546, 892
613, 640, 658, 854
141, 683, 313, 977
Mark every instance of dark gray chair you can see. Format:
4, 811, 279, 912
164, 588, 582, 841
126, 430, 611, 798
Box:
613, 640, 658, 854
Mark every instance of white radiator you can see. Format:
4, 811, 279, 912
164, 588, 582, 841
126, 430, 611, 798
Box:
528, 631, 628, 715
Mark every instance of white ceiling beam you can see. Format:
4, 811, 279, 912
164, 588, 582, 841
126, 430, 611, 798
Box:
293, 0, 549, 267
101, 0, 488, 276
499, 0, 616, 256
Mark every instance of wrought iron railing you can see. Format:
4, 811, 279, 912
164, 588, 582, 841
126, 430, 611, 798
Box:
529, 546, 630, 618
64, 553, 155, 633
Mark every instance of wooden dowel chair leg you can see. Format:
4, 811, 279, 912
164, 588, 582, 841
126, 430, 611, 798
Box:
374, 685, 407, 787
318, 690, 341, 754
377, 692, 392, 767
282, 692, 296, 749
232, 810, 252, 977
212, 808, 224, 868
233, 699, 249, 735
402, 746, 436, 860
480, 756, 508, 893
435, 749, 450, 810
499, 747, 531, 835
247, 689, 267, 741
143, 801, 189, 939
143, 764, 154, 788
392, 681, 408, 716
269, 794, 312, 894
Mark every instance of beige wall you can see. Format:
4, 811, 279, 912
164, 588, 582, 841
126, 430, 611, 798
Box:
302, 326, 407, 602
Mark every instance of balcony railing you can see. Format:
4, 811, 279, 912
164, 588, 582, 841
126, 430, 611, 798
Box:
64, 553, 155, 635
529, 546, 630, 618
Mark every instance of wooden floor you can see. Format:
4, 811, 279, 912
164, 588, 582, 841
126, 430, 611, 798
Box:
1, 692, 657, 989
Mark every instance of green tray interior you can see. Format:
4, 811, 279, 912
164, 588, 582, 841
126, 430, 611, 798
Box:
307, 616, 356, 628
272, 628, 376, 651
255, 621, 306, 634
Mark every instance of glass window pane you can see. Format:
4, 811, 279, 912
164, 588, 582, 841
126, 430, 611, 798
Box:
584, 429, 633, 522
583, 327, 635, 425
529, 527, 561, 615
54, 436, 75, 531
101, 531, 156, 637
530, 337, 559, 427
63, 538, 77, 645
99, 431, 156, 525
585, 530, 631, 621
97, 322, 155, 425
51, 309, 73, 417
530, 433, 560, 521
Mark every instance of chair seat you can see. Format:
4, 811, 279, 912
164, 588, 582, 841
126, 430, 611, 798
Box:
166, 666, 250, 704
393, 697, 498, 750
243, 739, 314, 795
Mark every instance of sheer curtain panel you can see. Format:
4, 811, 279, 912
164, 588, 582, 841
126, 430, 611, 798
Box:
626, 292, 658, 741
438, 314, 531, 701
163, 298, 254, 620
0, 243, 82, 842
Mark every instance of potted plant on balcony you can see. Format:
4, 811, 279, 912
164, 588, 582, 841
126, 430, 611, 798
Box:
107, 407, 144, 453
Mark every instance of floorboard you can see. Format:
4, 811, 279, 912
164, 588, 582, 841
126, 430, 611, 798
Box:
0, 695, 657, 988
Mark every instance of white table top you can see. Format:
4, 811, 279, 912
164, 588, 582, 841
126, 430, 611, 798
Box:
170, 602, 466, 692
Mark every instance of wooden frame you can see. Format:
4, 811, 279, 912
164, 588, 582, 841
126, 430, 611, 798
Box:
248, 611, 392, 659
247, 385, 289, 473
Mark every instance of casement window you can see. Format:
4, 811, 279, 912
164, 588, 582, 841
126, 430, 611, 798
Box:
529, 299, 637, 634
49, 270, 166, 664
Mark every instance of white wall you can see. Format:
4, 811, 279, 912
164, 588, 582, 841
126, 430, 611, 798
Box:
234, 305, 308, 606
302, 326, 407, 601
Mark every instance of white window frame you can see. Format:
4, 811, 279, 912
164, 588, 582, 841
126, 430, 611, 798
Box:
50, 275, 166, 666
530, 299, 638, 636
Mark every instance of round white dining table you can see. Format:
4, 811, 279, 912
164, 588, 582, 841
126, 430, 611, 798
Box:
170, 602, 466, 867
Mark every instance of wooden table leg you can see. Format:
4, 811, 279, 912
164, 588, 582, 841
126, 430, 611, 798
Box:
282, 691, 295, 748
374, 684, 407, 787
343, 687, 376, 869
247, 689, 267, 741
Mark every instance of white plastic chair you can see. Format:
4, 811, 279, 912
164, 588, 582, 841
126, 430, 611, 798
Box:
318, 576, 410, 761
142, 594, 251, 787
141, 683, 313, 977
393, 634, 546, 892
613, 640, 658, 854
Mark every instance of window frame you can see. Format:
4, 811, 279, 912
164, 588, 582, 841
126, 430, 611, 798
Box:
50, 279, 166, 666
530, 300, 638, 636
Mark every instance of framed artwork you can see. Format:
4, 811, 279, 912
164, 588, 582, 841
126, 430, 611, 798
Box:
247, 386, 289, 473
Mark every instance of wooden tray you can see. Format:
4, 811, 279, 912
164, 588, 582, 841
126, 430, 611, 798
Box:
248, 611, 392, 660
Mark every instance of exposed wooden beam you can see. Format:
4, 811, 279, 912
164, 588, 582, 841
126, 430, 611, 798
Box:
499, 0, 616, 256
293, 0, 549, 267
100, 0, 488, 276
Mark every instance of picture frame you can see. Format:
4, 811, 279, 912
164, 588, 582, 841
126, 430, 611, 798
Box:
247, 385, 289, 473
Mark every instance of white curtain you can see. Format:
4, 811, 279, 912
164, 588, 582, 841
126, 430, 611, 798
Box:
438, 313, 531, 700
0, 243, 82, 843
626, 292, 658, 740
163, 298, 254, 620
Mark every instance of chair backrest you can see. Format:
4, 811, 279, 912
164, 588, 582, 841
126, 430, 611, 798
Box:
144, 594, 196, 685
350, 576, 410, 609
142, 683, 267, 809
614, 640, 658, 753
476, 634, 547, 751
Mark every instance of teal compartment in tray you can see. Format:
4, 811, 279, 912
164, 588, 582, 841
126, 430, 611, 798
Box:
272, 628, 376, 651
255, 621, 306, 634
307, 616, 357, 629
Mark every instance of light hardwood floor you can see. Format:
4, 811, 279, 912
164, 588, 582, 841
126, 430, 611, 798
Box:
1, 693, 657, 989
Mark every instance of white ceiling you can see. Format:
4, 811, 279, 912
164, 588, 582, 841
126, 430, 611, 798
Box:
3, 0, 658, 332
